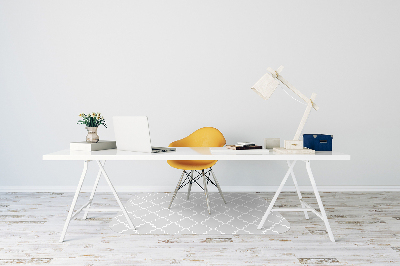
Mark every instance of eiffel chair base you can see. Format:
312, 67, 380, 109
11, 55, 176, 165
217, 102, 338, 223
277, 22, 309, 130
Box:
168, 167, 226, 214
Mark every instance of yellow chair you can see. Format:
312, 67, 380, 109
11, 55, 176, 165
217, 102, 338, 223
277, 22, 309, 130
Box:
167, 127, 227, 214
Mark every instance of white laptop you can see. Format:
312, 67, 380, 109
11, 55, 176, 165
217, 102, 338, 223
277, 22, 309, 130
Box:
113, 116, 175, 153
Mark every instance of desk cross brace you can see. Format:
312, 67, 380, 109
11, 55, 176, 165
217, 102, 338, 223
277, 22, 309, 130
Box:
257, 160, 335, 242
59, 160, 135, 243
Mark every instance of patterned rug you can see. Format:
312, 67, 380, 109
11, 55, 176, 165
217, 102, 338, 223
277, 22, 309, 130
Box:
109, 192, 290, 235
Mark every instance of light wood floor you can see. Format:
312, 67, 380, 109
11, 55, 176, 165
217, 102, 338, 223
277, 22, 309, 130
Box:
1, 192, 400, 265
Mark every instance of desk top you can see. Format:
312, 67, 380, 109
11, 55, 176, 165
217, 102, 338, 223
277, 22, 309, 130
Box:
43, 147, 350, 161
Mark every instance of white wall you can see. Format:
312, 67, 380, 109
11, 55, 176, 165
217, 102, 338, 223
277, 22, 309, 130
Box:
1, 0, 399, 189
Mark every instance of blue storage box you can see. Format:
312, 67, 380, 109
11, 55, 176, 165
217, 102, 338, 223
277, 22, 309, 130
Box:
303, 134, 333, 151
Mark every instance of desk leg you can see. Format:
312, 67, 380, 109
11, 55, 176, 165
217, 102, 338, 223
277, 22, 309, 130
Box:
60, 160, 88, 243
257, 160, 335, 242
288, 160, 309, 220
305, 160, 335, 242
96, 160, 135, 230
257, 160, 297, 230
83, 160, 105, 220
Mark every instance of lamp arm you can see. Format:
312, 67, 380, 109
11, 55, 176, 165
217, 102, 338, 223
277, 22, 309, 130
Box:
264, 66, 320, 142
268, 68, 319, 110
293, 93, 317, 140
276, 75, 311, 105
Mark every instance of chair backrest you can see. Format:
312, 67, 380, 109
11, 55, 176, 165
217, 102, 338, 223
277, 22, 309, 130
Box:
169, 127, 226, 148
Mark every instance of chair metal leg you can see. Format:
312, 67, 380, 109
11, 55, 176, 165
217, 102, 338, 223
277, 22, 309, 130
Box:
202, 169, 211, 215
169, 170, 185, 209
187, 170, 194, 200
210, 168, 226, 204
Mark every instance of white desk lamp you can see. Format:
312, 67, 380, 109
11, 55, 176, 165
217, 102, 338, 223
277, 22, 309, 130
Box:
251, 65, 318, 154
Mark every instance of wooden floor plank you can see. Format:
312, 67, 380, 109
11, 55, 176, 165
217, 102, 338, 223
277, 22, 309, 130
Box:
0, 192, 399, 265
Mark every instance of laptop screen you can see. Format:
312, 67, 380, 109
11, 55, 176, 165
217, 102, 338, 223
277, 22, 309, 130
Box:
113, 116, 153, 153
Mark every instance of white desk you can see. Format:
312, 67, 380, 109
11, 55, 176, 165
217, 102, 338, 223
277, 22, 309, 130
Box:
43, 147, 350, 242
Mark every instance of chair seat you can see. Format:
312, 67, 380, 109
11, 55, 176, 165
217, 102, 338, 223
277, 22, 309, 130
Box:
167, 160, 217, 170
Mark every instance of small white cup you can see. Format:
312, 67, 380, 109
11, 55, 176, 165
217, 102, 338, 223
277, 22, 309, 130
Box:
264, 138, 280, 149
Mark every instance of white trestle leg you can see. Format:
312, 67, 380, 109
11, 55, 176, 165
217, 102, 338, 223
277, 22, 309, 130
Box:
59, 160, 138, 242
257, 160, 296, 229
96, 160, 135, 231
287, 160, 309, 220
83, 160, 105, 220
305, 160, 335, 242
257, 160, 335, 242
59, 160, 88, 242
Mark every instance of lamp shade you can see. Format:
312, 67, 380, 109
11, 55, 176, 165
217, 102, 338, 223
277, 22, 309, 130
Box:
251, 72, 279, 100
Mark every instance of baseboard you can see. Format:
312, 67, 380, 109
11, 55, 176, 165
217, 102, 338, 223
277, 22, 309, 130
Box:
1, 186, 400, 193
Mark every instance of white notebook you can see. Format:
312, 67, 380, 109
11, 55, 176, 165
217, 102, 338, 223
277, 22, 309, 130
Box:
70, 140, 116, 151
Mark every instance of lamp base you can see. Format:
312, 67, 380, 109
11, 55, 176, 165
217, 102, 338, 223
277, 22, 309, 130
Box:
273, 147, 315, 154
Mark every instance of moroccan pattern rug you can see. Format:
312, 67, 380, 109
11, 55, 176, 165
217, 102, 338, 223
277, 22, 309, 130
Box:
109, 192, 290, 235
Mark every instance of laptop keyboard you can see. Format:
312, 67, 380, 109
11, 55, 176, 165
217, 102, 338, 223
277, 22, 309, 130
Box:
151, 147, 176, 153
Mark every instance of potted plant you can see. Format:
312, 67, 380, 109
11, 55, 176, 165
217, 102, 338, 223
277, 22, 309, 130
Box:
77, 113, 107, 143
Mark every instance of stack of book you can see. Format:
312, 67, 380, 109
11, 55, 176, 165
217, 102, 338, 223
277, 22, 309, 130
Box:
226, 142, 262, 150
210, 142, 269, 154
